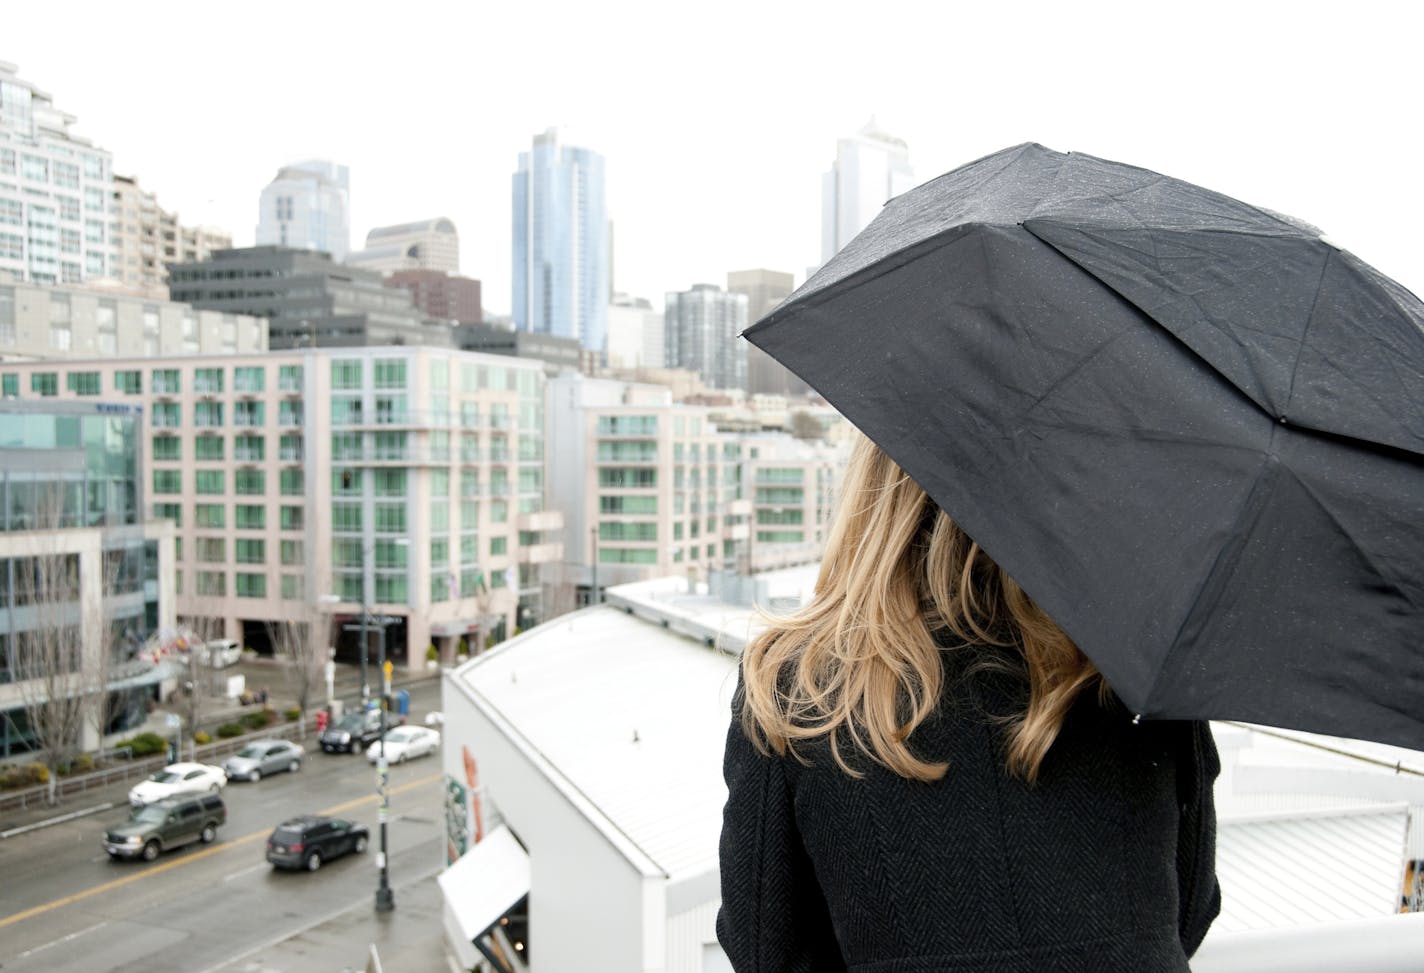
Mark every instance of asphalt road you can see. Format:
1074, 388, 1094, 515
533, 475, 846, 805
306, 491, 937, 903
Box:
0, 680, 447, 973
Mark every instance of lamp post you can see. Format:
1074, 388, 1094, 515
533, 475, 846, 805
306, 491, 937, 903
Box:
324, 534, 407, 914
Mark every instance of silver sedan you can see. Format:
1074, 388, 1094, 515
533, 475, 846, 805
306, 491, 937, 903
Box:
222, 739, 304, 783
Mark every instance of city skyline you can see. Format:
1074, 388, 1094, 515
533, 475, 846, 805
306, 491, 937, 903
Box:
6, 2, 1421, 318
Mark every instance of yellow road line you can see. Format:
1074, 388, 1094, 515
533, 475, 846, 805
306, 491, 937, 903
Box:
0, 772, 440, 931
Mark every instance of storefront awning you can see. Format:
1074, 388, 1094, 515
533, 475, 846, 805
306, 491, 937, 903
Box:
438, 825, 530, 944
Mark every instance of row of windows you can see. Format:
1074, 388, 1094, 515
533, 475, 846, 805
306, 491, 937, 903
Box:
189, 569, 303, 600
149, 401, 302, 428
151, 501, 303, 531
0, 366, 304, 398
151, 433, 302, 463
152, 469, 304, 496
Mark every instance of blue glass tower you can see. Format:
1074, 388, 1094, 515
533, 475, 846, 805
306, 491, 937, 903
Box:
512, 129, 609, 354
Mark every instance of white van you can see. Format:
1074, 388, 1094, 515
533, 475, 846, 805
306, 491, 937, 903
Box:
202, 639, 243, 669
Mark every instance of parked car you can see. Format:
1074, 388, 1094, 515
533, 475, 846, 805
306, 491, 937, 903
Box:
223, 739, 304, 782
319, 707, 384, 754
423, 710, 444, 728
202, 639, 243, 669
129, 762, 226, 807
265, 815, 369, 871
366, 725, 440, 764
103, 793, 226, 861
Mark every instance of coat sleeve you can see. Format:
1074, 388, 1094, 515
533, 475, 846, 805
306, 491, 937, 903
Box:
1176, 720, 1222, 956
716, 680, 846, 973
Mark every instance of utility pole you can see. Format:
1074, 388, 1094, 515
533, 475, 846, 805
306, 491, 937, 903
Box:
589, 525, 598, 606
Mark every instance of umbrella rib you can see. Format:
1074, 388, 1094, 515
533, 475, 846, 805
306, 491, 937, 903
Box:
1281, 247, 1334, 424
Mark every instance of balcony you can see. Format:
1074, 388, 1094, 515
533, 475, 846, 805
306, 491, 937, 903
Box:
517, 510, 563, 533
518, 541, 564, 565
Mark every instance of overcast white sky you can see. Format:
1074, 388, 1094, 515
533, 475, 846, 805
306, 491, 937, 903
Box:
9, 1, 1422, 314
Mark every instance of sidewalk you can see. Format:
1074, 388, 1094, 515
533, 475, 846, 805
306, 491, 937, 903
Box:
210, 867, 454, 973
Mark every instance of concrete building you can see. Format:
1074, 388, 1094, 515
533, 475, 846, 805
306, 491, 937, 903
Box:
454, 321, 588, 376
607, 293, 662, 370
255, 160, 350, 261
347, 217, 459, 274
0, 399, 176, 757
820, 118, 915, 266
168, 246, 453, 349
664, 284, 748, 391
387, 269, 482, 324
0, 348, 563, 670
512, 128, 610, 354
547, 375, 752, 603
726, 269, 805, 398
111, 174, 231, 298
0, 61, 115, 286
740, 433, 844, 572
0, 280, 266, 360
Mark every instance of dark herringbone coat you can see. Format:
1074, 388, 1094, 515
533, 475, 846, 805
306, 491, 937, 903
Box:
717, 647, 1221, 972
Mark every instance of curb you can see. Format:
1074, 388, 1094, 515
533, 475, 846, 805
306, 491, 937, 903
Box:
1, 801, 115, 839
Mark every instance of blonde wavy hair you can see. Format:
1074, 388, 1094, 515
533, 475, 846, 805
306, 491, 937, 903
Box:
740, 434, 1102, 784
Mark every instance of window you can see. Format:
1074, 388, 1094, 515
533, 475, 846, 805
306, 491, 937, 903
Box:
151, 402, 180, 428
234, 434, 263, 462
153, 469, 182, 494
151, 436, 180, 461
280, 505, 304, 531
599, 468, 657, 488
431, 537, 449, 567
195, 470, 224, 495
235, 539, 265, 564
332, 396, 363, 425
235, 504, 266, 530
279, 433, 302, 462
194, 402, 223, 427
280, 540, 304, 565
600, 522, 657, 542
233, 367, 264, 392
374, 358, 406, 389
152, 369, 180, 394
374, 503, 406, 533
375, 539, 408, 569
332, 468, 361, 496
600, 495, 657, 514
278, 364, 303, 391
490, 500, 507, 524
194, 503, 225, 528
331, 359, 362, 390
153, 502, 181, 527
373, 469, 406, 497
31, 373, 57, 397
194, 367, 223, 393
195, 435, 224, 461
195, 537, 226, 563
374, 394, 407, 424
490, 536, 507, 556
22, 154, 48, 182
597, 415, 658, 436
430, 501, 449, 531
196, 570, 226, 596
331, 432, 363, 460
236, 573, 266, 598
279, 469, 303, 496
234, 469, 264, 495
332, 538, 363, 568
0, 374, 15, 398
331, 503, 361, 531
234, 401, 264, 427
281, 574, 304, 600
115, 370, 141, 394
375, 575, 407, 603
278, 400, 303, 426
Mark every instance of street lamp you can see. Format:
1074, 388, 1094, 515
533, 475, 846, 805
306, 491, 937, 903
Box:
323, 534, 408, 914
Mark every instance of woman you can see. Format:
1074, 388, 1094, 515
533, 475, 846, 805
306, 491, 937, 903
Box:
717, 435, 1220, 972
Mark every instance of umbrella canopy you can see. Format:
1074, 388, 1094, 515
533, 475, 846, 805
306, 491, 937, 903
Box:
744, 143, 1424, 750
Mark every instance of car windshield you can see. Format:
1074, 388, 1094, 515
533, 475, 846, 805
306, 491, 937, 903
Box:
130, 805, 167, 824
149, 770, 181, 783
385, 728, 414, 742
334, 715, 363, 731
235, 745, 264, 758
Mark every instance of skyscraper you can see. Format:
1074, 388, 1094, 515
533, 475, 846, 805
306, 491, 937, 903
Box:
255, 159, 350, 260
820, 119, 915, 266
347, 217, 460, 274
512, 129, 609, 354
664, 284, 748, 390
727, 268, 804, 397
0, 61, 115, 285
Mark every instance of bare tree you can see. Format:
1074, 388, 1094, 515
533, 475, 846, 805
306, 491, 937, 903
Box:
788, 410, 826, 442
175, 612, 225, 759
266, 606, 324, 739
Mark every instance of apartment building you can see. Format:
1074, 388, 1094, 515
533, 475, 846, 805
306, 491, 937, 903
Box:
0, 280, 266, 360
741, 433, 845, 572
111, 174, 230, 298
0, 399, 176, 756
0, 348, 562, 670
547, 375, 751, 599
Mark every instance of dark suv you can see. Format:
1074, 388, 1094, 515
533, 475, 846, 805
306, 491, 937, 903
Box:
319, 707, 384, 753
266, 815, 369, 871
103, 793, 226, 861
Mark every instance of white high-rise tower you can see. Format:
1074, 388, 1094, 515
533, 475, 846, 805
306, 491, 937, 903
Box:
820, 119, 915, 266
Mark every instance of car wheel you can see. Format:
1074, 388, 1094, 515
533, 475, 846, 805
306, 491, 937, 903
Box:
304, 850, 322, 872
397, 752, 406, 764
248, 769, 261, 783
200, 823, 216, 844
355, 835, 369, 854
350, 741, 362, 755
142, 840, 160, 862
289, 759, 301, 774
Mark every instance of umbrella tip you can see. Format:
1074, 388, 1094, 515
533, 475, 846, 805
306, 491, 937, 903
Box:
1132, 713, 1143, 725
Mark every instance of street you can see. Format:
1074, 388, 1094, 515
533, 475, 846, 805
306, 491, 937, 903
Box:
0, 678, 447, 973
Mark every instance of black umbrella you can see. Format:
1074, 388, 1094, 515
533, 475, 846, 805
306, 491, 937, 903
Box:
744, 143, 1424, 750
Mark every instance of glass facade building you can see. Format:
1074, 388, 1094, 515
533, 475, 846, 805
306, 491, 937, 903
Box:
512, 129, 609, 355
